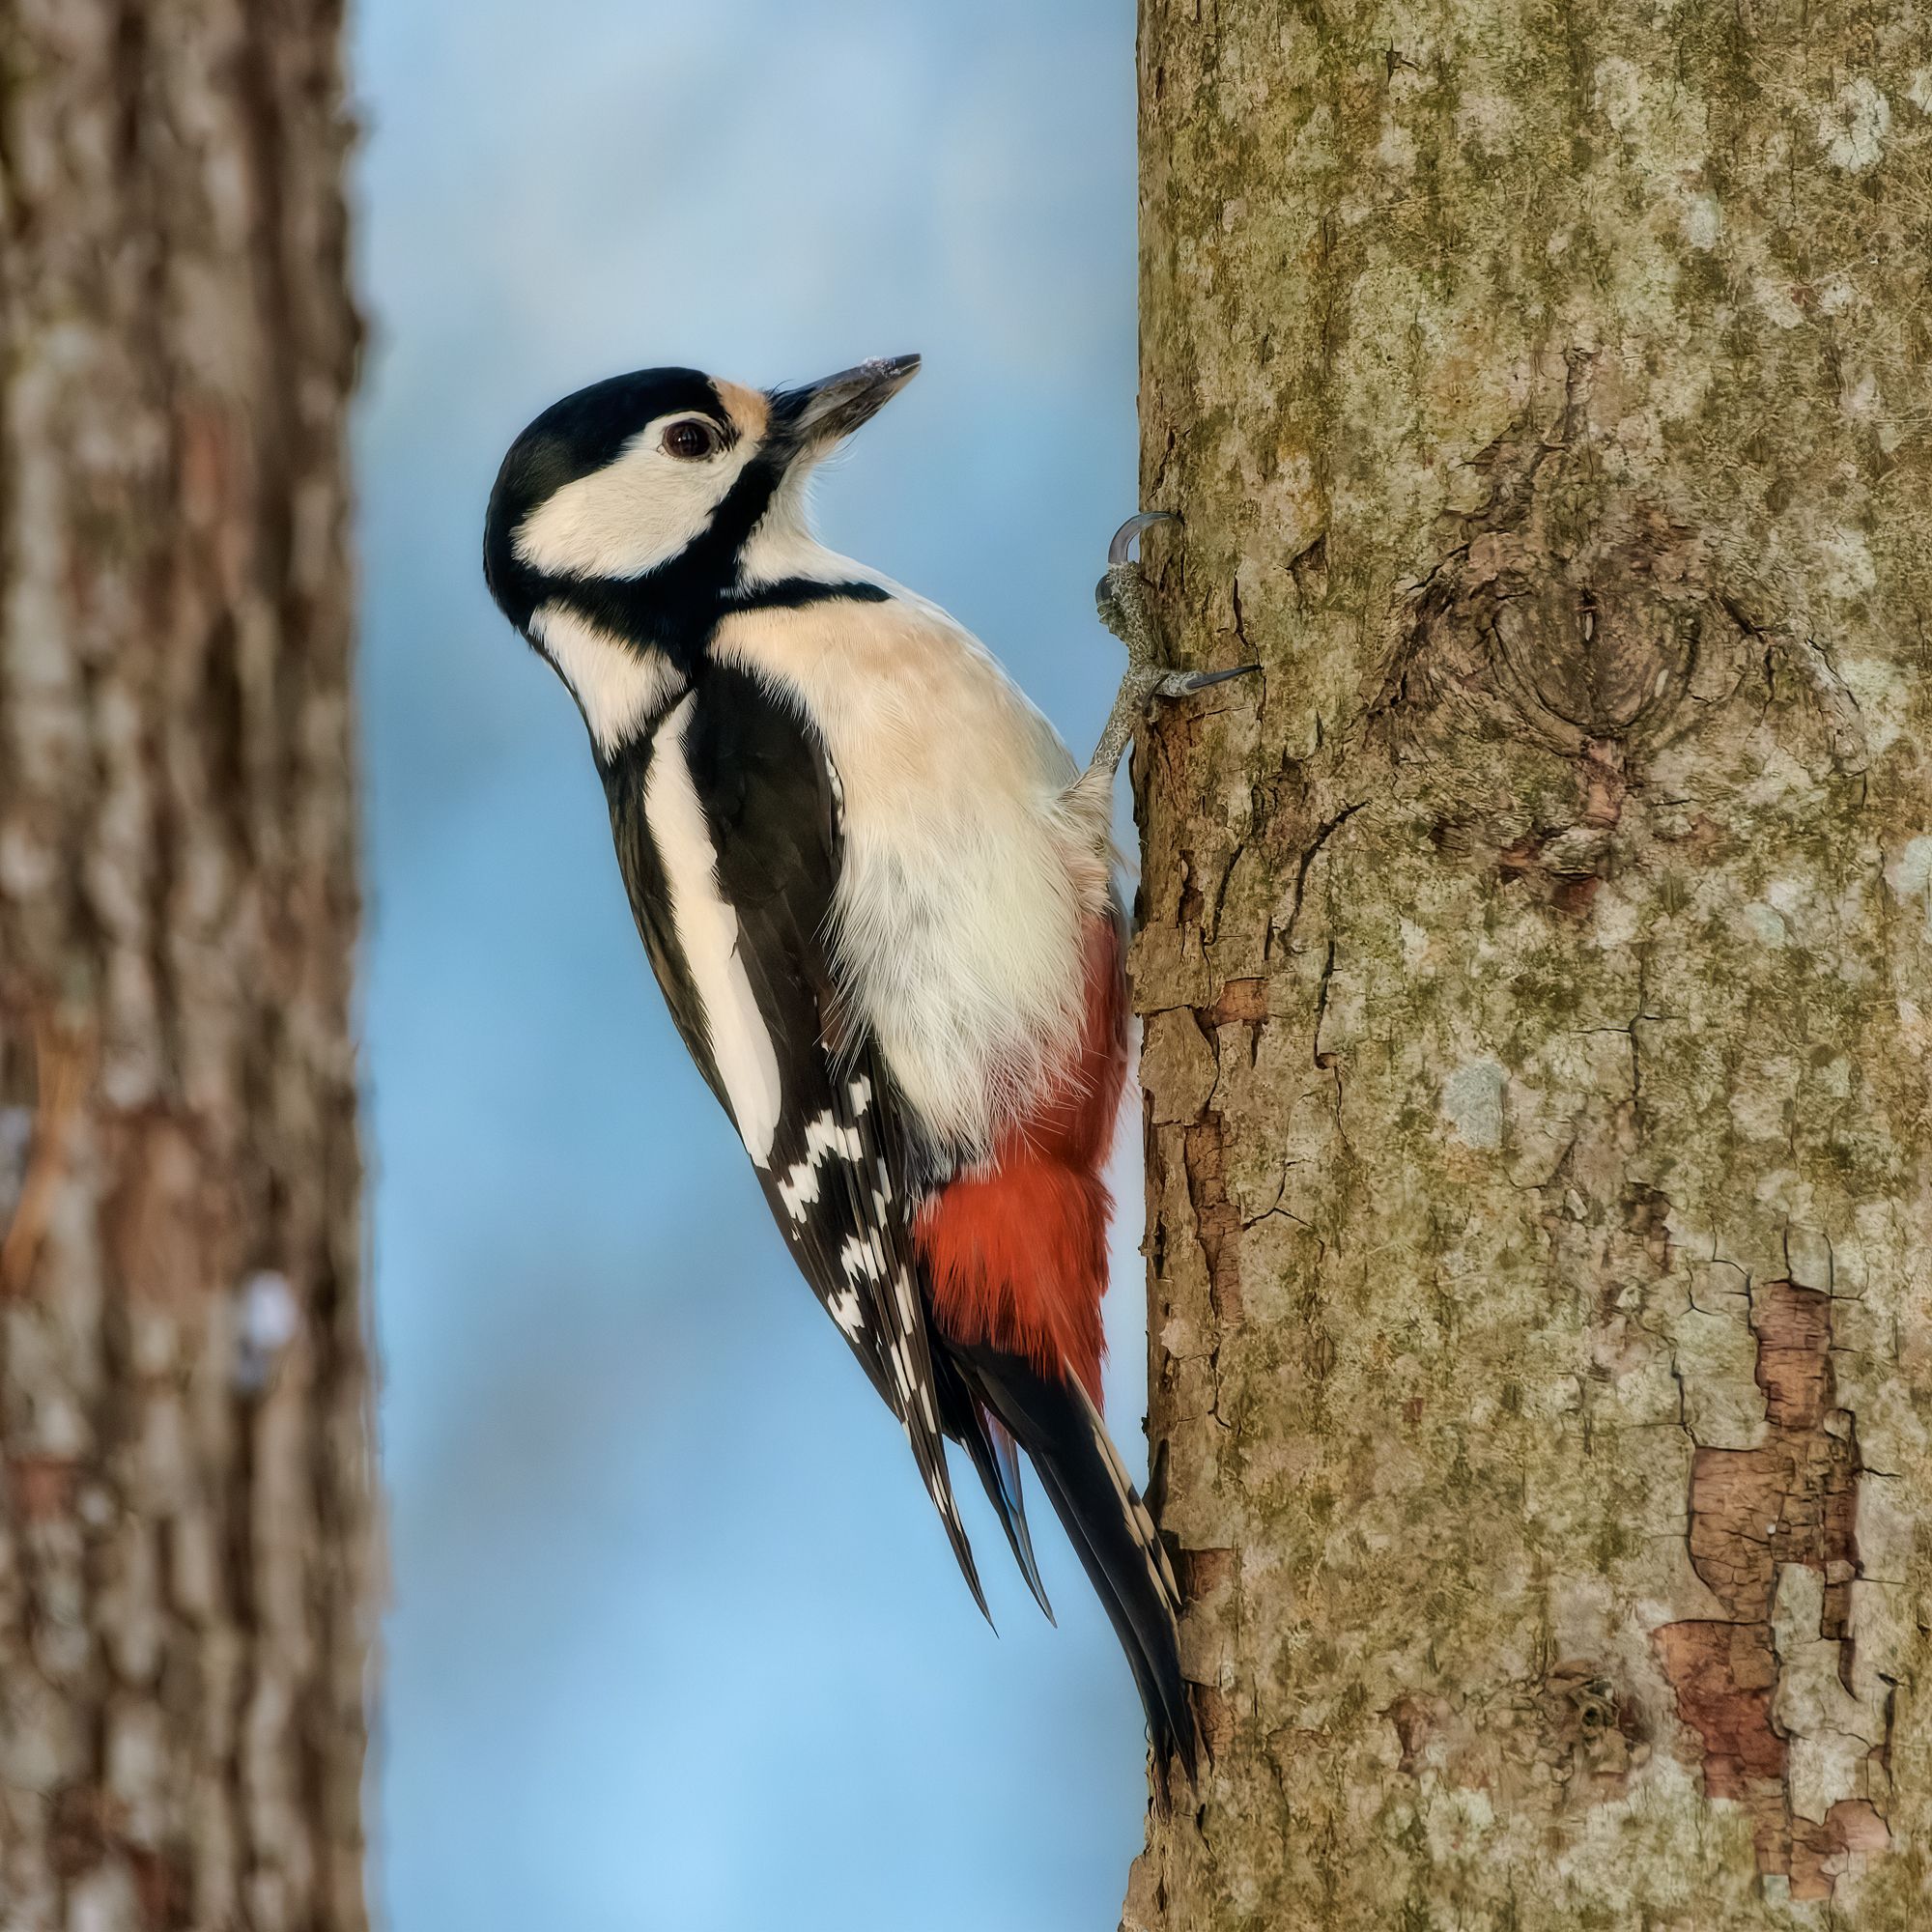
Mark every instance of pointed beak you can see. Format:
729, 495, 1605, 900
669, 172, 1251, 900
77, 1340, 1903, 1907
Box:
771, 354, 921, 452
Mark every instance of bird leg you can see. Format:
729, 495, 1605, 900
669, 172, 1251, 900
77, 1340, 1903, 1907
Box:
1086, 512, 1256, 781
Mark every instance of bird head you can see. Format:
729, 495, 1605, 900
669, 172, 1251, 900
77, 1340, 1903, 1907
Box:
483, 355, 920, 634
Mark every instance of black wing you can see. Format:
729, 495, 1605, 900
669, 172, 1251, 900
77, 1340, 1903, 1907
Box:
606, 660, 1002, 1607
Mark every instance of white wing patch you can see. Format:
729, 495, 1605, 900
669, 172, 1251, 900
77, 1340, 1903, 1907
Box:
643, 694, 783, 1165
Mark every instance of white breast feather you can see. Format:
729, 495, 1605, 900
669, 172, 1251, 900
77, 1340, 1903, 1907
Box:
714, 546, 1111, 1159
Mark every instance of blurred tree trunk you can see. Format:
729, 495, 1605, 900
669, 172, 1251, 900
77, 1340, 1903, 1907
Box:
0, 2, 370, 1926
1126, 3, 1930, 1926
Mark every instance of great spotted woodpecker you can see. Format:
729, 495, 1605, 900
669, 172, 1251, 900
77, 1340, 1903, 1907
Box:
483, 355, 1240, 1779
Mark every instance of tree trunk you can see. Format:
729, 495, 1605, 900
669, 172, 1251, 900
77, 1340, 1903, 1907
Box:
1126, 4, 1930, 1925
0, 3, 370, 1926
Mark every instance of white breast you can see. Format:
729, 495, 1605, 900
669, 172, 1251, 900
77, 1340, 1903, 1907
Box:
715, 572, 1111, 1158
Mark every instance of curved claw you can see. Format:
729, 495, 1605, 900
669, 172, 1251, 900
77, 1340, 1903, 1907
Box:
1107, 510, 1180, 568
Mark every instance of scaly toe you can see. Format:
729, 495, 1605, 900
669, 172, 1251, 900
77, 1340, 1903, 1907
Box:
1094, 575, 1125, 636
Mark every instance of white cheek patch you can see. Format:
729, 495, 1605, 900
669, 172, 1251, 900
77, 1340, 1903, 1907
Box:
643, 694, 782, 1166
530, 604, 680, 754
514, 415, 757, 581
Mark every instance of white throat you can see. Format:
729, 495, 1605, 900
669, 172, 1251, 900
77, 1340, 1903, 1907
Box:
735, 474, 880, 593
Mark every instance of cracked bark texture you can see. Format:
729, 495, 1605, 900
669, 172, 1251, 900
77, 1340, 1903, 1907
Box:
1125, 2, 1931, 1925
0, 2, 370, 1927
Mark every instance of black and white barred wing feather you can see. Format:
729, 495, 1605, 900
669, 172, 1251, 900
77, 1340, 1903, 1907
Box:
607, 663, 985, 1607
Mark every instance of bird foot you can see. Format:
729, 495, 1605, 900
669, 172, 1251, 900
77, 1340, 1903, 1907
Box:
1086, 513, 1256, 781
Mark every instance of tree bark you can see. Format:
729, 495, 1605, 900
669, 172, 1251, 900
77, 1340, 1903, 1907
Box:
1126, 3, 1930, 1925
0, 3, 370, 1926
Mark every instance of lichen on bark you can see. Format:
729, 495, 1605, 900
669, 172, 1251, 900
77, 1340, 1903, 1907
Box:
1126, 2, 1932, 1925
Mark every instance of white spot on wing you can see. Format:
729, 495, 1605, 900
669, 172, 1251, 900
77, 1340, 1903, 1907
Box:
839, 1236, 885, 1284
805, 1111, 862, 1162
779, 1109, 866, 1223
644, 694, 783, 1166
779, 1159, 821, 1222
826, 1286, 866, 1339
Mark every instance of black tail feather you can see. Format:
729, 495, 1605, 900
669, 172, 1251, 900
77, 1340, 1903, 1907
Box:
951, 1342, 1198, 1784
981, 1413, 1055, 1626
932, 1353, 1055, 1623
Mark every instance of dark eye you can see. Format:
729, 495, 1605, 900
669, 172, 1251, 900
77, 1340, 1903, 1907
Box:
663, 418, 718, 461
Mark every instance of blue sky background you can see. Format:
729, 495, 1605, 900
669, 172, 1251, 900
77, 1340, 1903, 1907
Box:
353, 3, 1148, 1924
